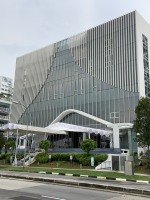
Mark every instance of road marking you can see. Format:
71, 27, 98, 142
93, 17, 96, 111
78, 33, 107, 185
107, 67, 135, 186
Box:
80, 175, 88, 177
65, 174, 73, 176
116, 178, 126, 181
137, 180, 149, 184
52, 172, 59, 175
42, 195, 66, 200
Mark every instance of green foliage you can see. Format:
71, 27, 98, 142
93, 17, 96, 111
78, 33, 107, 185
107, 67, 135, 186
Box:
36, 153, 49, 163
39, 140, 50, 152
140, 151, 144, 157
8, 140, 16, 152
133, 97, 150, 152
6, 153, 24, 163
130, 152, 139, 164
0, 153, 6, 159
35, 152, 108, 166
0, 92, 12, 101
80, 139, 97, 155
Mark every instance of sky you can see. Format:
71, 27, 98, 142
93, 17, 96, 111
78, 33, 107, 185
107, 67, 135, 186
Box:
0, 0, 150, 81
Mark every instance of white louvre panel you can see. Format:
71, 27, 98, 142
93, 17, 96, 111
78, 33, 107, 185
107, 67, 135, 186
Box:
68, 11, 138, 94
11, 44, 55, 123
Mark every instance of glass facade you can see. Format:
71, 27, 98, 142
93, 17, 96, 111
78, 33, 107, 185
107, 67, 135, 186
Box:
19, 42, 139, 129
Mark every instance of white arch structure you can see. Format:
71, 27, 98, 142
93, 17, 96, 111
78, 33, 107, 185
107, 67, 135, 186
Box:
51, 109, 133, 149
51, 109, 112, 126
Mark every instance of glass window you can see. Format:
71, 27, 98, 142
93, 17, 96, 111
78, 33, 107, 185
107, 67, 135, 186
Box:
74, 70, 78, 75
74, 90, 77, 95
93, 86, 96, 91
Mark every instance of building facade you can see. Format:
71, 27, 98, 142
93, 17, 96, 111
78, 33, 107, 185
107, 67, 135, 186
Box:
0, 76, 14, 95
0, 76, 14, 138
11, 11, 150, 154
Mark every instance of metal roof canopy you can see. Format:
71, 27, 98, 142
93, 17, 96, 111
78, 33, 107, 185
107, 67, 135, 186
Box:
0, 123, 67, 135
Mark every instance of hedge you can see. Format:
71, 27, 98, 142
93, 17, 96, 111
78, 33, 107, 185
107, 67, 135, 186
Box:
0, 153, 6, 160
35, 153, 108, 166
0, 153, 24, 163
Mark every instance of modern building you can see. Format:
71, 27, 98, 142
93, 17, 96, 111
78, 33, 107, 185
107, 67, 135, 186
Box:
11, 10, 149, 154
0, 76, 14, 138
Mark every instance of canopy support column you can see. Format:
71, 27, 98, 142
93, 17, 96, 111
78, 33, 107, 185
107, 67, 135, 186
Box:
112, 124, 120, 148
44, 133, 47, 140
15, 128, 18, 167
31, 134, 34, 149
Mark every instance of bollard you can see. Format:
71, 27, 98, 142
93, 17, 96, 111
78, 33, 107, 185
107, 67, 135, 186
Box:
4, 160, 5, 164
51, 163, 53, 169
57, 163, 59, 168
80, 164, 82, 169
37, 161, 39, 165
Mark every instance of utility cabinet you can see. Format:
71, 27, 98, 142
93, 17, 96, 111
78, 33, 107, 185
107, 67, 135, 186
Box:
125, 161, 134, 176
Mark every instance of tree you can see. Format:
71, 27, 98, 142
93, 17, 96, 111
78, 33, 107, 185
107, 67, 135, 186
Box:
80, 138, 96, 155
39, 140, 50, 152
0, 92, 12, 101
0, 93, 5, 99
8, 140, 16, 153
133, 96, 150, 157
0, 133, 5, 154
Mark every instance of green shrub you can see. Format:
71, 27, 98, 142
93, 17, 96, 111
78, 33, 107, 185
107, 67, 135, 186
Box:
130, 152, 139, 164
35, 152, 108, 165
36, 153, 49, 163
5, 153, 24, 163
140, 151, 144, 157
6, 153, 13, 163
0, 153, 6, 159
80, 139, 96, 155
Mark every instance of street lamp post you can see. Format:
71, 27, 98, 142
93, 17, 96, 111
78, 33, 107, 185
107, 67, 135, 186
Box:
13, 101, 28, 168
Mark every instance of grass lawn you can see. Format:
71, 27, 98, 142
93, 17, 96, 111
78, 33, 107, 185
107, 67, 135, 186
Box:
134, 165, 150, 174
1, 158, 150, 182
0, 159, 12, 166
1, 164, 150, 182
30, 161, 95, 169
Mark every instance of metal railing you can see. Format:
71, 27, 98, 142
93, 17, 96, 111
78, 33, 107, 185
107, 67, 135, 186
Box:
0, 115, 9, 120
120, 143, 129, 149
0, 97, 12, 102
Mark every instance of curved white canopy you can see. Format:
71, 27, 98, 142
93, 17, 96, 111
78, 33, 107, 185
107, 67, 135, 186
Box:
0, 123, 67, 135
46, 122, 112, 137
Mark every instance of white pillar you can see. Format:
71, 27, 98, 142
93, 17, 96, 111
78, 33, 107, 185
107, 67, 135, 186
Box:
112, 124, 120, 148
83, 132, 86, 140
15, 128, 18, 155
110, 134, 113, 148
15, 128, 18, 166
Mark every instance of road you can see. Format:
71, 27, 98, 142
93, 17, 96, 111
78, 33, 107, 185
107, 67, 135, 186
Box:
1, 170, 150, 191
0, 177, 149, 200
